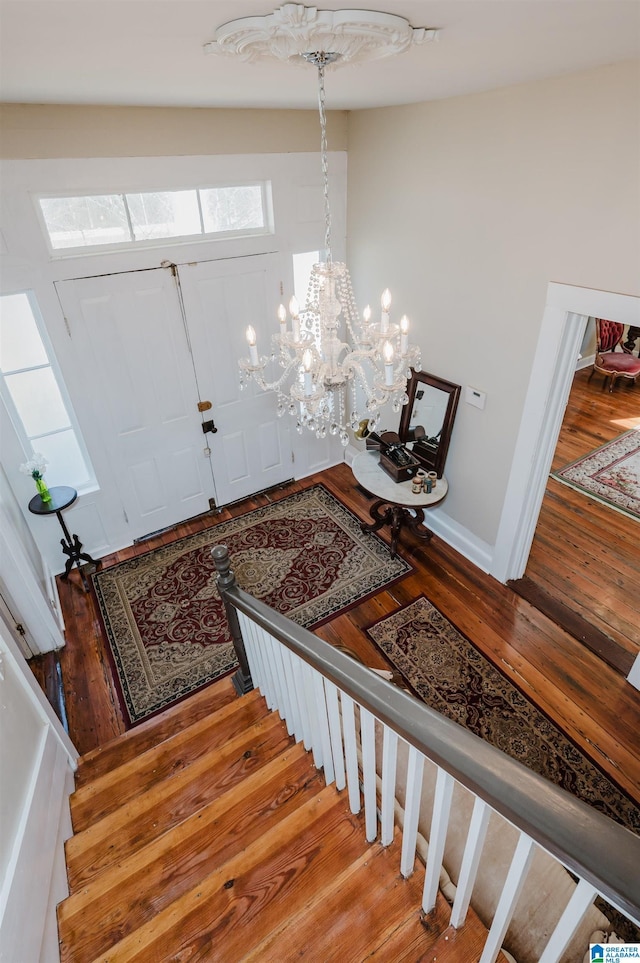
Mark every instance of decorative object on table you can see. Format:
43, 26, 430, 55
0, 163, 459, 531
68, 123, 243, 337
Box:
551, 429, 640, 521
399, 369, 461, 478
20, 453, 51, 503
92, 485, 412, 725
208, 6, 436, 444
364, 430, 421, 482
27, 485, 100, 591
588, 318, 640, 392
366, 596, 640, 834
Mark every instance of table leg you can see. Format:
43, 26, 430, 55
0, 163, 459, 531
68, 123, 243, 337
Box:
57, 512, 100, 591
361, 500, 434, 558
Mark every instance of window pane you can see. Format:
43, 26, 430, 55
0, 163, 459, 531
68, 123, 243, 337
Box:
33, 429, 90, 489
0, 294, 48, 371
39, 195, 130, 249
5, 368, 71, 435
201, 185, 265, 233
127, 190, 201, 241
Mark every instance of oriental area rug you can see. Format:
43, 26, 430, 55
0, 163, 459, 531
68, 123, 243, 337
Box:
551, 429, 640, 522
93, 485, 411, 725
366, 596, 640, 834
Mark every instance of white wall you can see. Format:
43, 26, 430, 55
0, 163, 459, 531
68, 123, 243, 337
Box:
346, 60, 640, 550
0, 618, 77, 963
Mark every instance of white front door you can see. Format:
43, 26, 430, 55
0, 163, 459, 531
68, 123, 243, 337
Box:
56, 269, 215, 539
177, 255, 293, 506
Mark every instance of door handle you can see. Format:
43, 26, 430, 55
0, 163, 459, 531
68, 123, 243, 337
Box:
202, 420, 218, 435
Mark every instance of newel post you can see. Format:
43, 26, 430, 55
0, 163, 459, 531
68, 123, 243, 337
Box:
211, 544, 254, 696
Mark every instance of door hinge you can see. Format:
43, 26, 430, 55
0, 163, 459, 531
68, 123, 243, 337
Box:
291, 451, 295, 463
63, 314, 72, 338
15, 623, 26, 636
123, 508, 129, 524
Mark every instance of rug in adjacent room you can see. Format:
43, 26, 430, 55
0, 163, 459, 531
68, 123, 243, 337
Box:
93, 485, 411, 725
551, 429, 640, 521
366, 596, 639, 833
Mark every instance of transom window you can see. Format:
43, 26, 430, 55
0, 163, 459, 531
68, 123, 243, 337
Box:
0, 292, 95, 490
37, 183, 272, 253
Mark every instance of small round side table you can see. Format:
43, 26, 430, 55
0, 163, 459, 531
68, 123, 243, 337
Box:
352, 450, 448, 558
28, 485, 100, 591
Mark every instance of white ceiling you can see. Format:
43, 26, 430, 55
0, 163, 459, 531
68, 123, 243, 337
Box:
0, 1, 638, 111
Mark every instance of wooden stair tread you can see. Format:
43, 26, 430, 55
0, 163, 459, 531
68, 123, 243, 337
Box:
75, 677, 238, 788
71, 788, 370, 962
65, 711, 292, 887
70, 687, 267, 830
365, 889, 454, 961
244, 834, 433, 962
58, 747, 324, 963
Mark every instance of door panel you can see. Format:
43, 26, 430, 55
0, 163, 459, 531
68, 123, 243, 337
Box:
177, 256, 293, 506
55, 270, 214, 538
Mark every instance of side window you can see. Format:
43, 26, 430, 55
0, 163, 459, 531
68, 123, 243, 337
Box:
0, 292, 95, 490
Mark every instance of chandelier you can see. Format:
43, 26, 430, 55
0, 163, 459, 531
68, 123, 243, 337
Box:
208, 5, 437, 445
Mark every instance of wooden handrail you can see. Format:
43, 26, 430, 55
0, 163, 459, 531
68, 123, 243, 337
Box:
213, 546, 640, 923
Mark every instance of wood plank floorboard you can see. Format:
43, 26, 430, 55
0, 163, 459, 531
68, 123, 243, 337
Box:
522, 367, 639, 662
44, 375, 640, 811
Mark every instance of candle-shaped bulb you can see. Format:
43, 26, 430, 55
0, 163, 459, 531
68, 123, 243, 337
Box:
380, 288, 391, 333
363, 304, 372, 325
289, 295, 300, 318
277, 303, 287, 327
383, 340, 395, 386
302, 348, 313, 396
246, 325, 259, 365
400, 314, 409, 354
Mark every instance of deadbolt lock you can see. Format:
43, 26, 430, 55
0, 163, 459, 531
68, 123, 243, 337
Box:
197, 400, 212, 412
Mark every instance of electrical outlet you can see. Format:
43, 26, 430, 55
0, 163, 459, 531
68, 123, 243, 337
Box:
465, 386, 486, 410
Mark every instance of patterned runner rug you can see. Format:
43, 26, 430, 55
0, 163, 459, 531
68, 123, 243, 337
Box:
551, 429, 640, 521
93, 485, 410, 725
366, 596, 639, 833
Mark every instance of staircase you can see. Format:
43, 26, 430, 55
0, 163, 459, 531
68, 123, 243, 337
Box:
57, 678, 502, 962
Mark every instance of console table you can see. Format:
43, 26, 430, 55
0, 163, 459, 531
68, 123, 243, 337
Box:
28, 485, 99, 591
351, 450, 448, 558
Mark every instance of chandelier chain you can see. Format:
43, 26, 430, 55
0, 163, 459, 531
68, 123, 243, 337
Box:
317, 59, 332, 264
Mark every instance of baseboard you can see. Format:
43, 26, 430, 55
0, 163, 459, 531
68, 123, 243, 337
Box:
508, 576, 634, 676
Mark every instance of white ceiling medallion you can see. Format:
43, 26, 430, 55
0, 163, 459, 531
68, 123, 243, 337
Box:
204, 4, 438, 65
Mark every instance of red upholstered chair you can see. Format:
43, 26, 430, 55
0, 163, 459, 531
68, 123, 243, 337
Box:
588, 318, 640, 391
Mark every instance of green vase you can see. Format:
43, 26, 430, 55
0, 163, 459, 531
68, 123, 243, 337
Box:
35, 476, 51, 503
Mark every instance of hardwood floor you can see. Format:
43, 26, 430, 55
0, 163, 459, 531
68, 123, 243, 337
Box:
518, 367, 639, 669
49, 449, 640, 810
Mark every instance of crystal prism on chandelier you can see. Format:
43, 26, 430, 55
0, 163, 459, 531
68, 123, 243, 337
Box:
223, 7, 431, 445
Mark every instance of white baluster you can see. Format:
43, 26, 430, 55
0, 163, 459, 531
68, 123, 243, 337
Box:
291, 652, 313, 750
253, 623, 278, 710
271, 638, 295, 734
538, 879, 598, 963
450, 796, 491, 928
281, 645, 303, 742
401, 744, 425, 878
422, 768, 455, 913
479, 833, 536, 963
360, 707, 378, 843
312, 666, 335, 784
340, 692, 361, 814
303, 661, 324, 770
381, 726, 398, 846
325, 680, 346, 791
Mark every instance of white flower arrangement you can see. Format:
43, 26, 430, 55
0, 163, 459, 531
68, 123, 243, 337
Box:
19, 453, 48, 481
